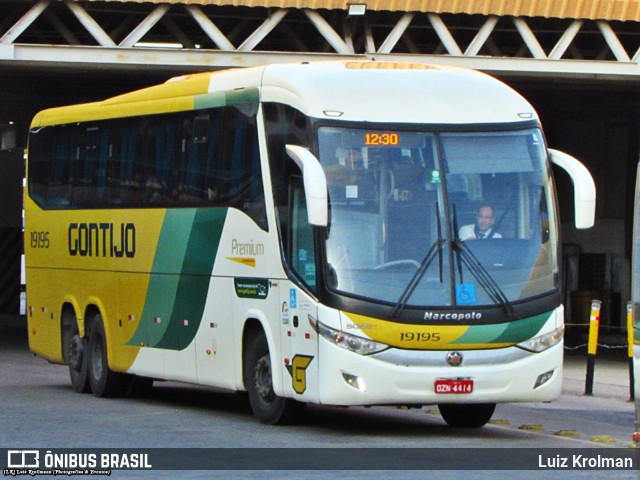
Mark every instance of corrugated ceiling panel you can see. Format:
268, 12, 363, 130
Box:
91, 0, 640, 21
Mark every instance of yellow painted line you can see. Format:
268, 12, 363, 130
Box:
488, 419, 511, 425
488, 423, 625, 447
518, 424, 544, 430
423, 410, 625, 447
554, 430, 580, 437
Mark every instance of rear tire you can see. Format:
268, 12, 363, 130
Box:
438, 403, 496, 428
244, 331, 305, 425
62, 309, 90, 393
87, 313, 129, 398
69, 334, 91, 393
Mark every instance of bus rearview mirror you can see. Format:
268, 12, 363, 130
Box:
285, 144, 328, 227
549, 149, 596, 229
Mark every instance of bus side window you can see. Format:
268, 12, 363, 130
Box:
49, 126, 74, 207
290, 180, 316, 289
73, 125, 106, 207
140, 120, 173, 205
264, 102, 311, 251
107, 119, 141, 206
221, 105, 266, 230
180, 114, 209, 202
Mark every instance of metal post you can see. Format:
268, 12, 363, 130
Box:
627, 302, 635, 401
584, 299, 601, 396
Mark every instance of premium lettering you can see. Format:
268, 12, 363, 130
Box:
68, 222, 136, 258
231, 239, 264, 256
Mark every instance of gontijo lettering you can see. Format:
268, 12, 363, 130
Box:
68, 222, 136, 258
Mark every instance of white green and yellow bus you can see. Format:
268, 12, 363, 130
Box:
25, 61, 595, 427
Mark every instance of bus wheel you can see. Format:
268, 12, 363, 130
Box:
245, 331, 305, 425
68, 333, 91, 393
438, 403, 496, 428
62, 309, 91, 394
87, 314, 128, 398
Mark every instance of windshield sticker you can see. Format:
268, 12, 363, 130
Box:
456, 283, 477, 305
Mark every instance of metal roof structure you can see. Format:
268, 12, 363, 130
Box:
1, 0, 640, 79
86, 1, 640, 22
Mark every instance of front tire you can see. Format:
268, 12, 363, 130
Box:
438, 403, 496, 428
87, 313, 129, 398
244, 331, 305, 425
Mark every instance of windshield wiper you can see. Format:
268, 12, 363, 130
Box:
451, 207, 514, 317
391, 203, 444, 319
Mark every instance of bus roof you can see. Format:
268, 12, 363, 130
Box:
30, 61, 536, 128
259, 61, 536, 124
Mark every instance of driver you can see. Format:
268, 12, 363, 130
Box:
459, 204, 502, 240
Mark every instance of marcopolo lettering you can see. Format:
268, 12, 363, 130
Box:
68, 222, 136, 258
423, 311, 482, 321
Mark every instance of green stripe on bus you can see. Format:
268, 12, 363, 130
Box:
491, 311, 552, 343
156, 208, 226, 349
452, 311, 551, 345
194, 88, 259, 110
127, 208, 227, 350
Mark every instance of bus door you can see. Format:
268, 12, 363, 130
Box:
278, 182, 319, 402
279, 285, 319, 402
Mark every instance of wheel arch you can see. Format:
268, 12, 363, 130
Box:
83, 304, 102, 335
83, 300, 118, 372
60, 303, 78, 365
60, 296, 82, 332
240, 314, 283, 396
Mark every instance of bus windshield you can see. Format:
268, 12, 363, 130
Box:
317, 126, 558, 308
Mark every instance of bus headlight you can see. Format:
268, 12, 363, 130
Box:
516, 326, 563, 353
312, 318, 389, 355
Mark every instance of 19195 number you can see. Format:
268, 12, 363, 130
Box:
30, 231, 50, 248
400, 332, 441, 342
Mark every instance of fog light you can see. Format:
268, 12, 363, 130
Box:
534, 369, 554, 389
342, 372, 366, 391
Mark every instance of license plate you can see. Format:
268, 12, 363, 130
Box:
434, 378, 474, 394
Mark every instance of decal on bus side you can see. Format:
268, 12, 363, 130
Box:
68, 222, 136, 258
286, 354, 314, 394
234, 278, 269, 299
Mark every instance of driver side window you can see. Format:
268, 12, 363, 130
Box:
290, 182, 316, 289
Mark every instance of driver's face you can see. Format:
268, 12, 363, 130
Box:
477, 206, 495, 232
